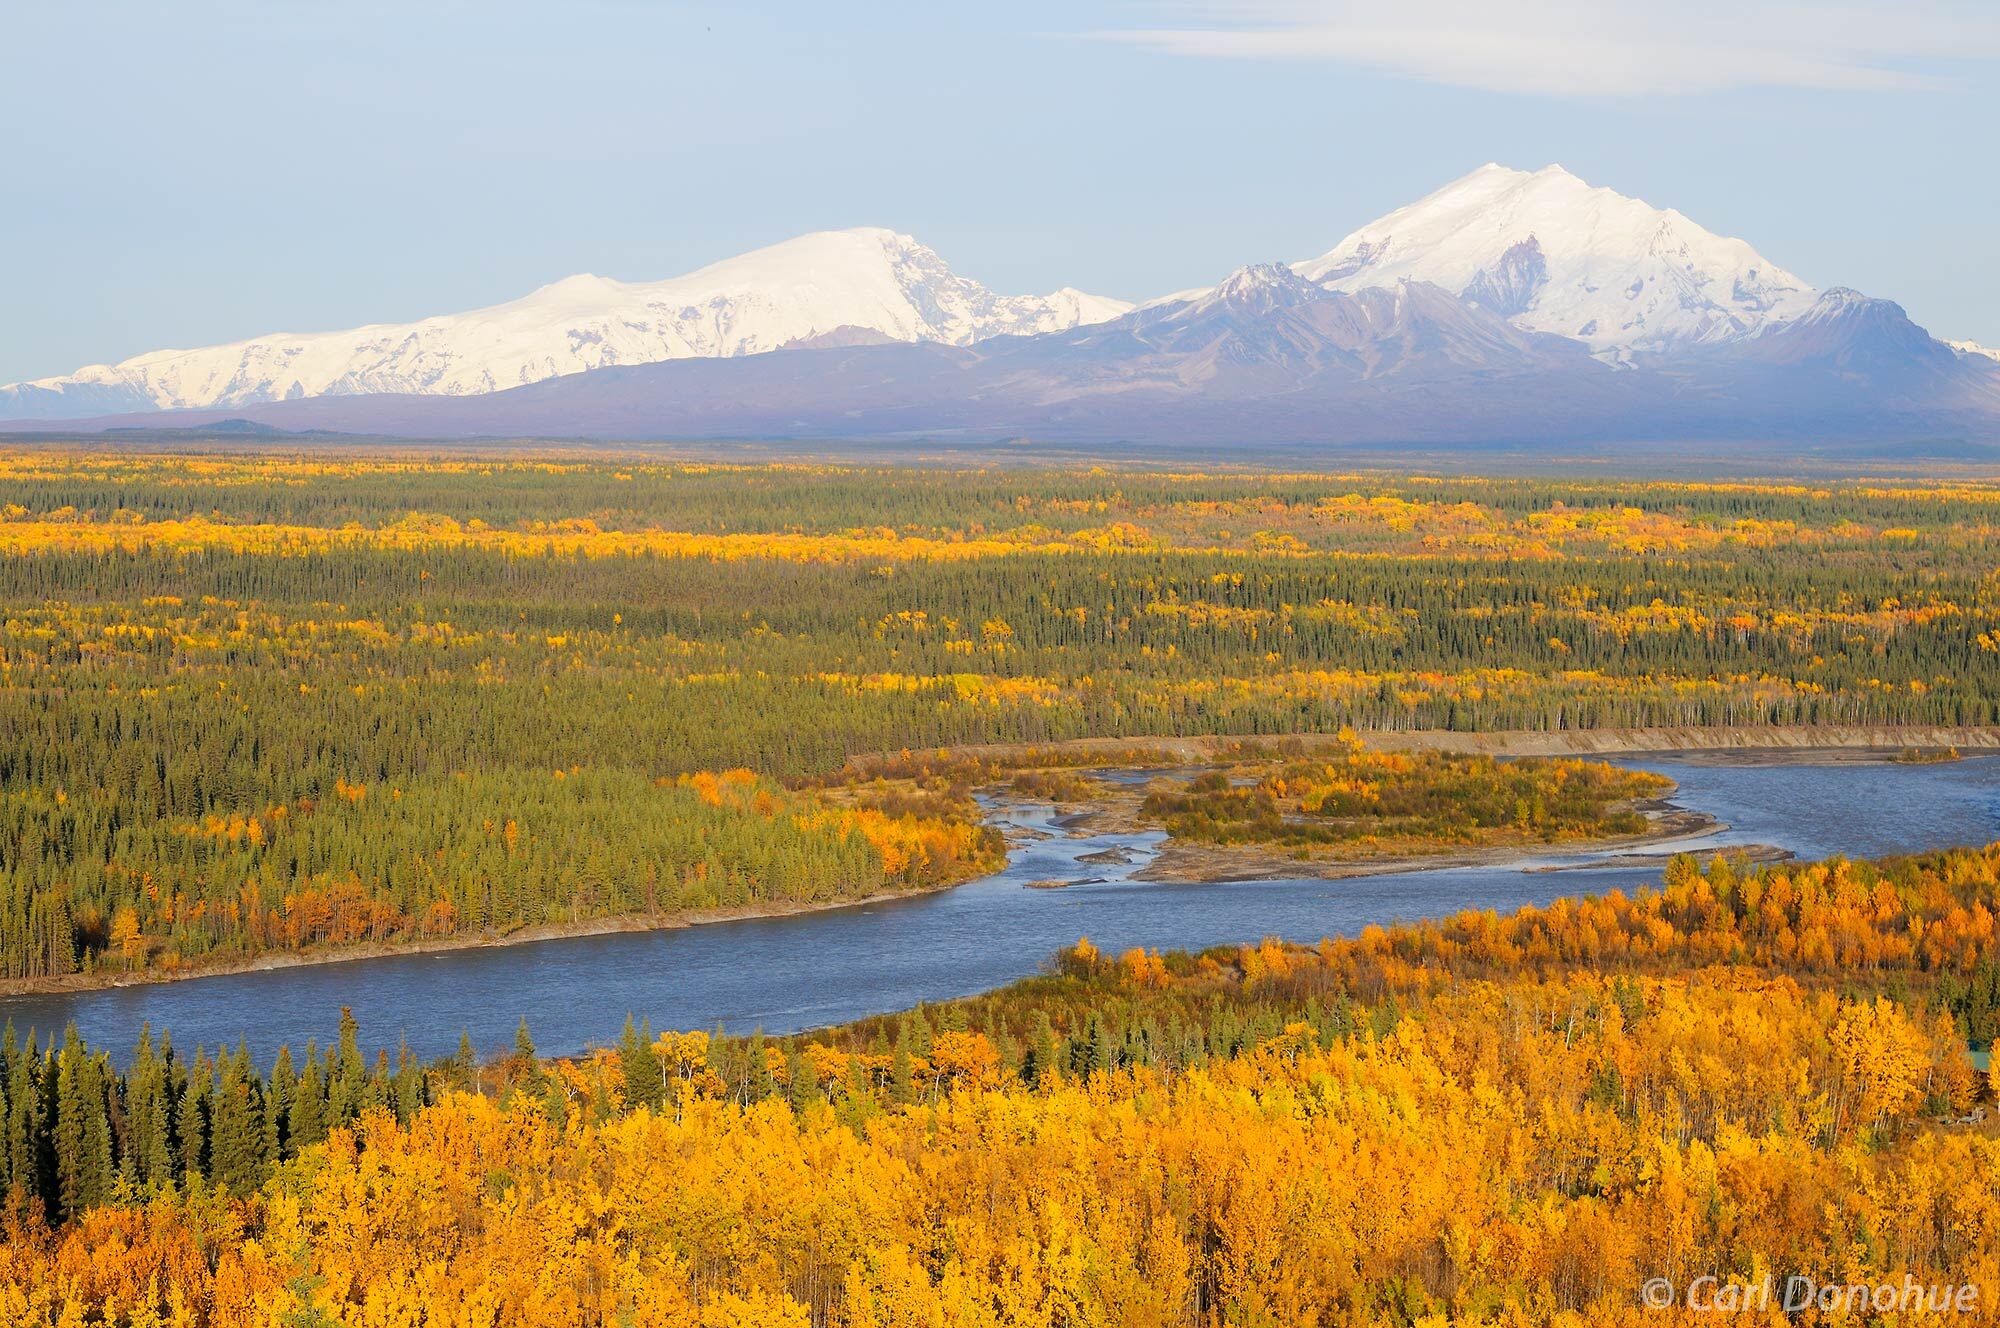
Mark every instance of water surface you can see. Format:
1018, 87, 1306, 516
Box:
5, 753, 1996, 1064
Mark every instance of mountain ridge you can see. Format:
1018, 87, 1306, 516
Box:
0, 228, 1131, 419
17, 265, 1992, 449
6, 163, 1997, 449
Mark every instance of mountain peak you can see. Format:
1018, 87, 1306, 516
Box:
530, 272, 624, 301
1208, 263, 1324, 308
1297, 164, 1815, 360
1778, 288, 1926, 339
1217, 262, 1296, 291
1, 229, 1130, 419
1807, 286, 1877, 312
1467, 162, 1577, 182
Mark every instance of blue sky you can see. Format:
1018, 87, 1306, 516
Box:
6, 0, 1998, 382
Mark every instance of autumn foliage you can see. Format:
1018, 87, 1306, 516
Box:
5, 844, 2000, 1324
1140, 741, 1667, 850
6, 454, 2000, 1320
8, 455, 2000, 982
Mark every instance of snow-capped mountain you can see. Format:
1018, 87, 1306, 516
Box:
1951, 339, 2000, 365
1295, 164, 1817, 361
0, 229, 1130, 419
10, 269, 1636, 445
9, 162, 1997, 450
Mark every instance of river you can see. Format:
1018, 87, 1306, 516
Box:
5, 753, 1998, 1065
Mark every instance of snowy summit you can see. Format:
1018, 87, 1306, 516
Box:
10, 163, 1991, 432
0, 229, 1131, 418
1296, 164, 1817, 361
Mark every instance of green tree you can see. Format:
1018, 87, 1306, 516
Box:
290, 1049, 327, 1152
1024, 1012, 1061, 1088
209, 1043, 267, 1195
177, 1053, 213, 1185
124, 1027, 176, 1186
618, 1016, 663, 1112
451, 1030, 477, 1093
53, 1025, 113, 1221
785, 1050, 817, 1114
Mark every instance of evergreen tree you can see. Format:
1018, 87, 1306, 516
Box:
899, 1008, 934, 1059
541, 1078, 568, 1129
889, 1039, 915, 1106
290, 1049, 327, 1152
124, 1027, 176, 1186
618, 1015, 663, 1112
838, 1055, 875, 1130
0, 1049, 9, 1202
744, 1033, 775, 1103
363, 1049, 392, 1115
266, 1044, 296, 1161
1024, 1012, 1061, 1088
1070, 1012, 1112, 1079
785, 1050, 816, 1114
30, 1033, 56, 1219
452, 1030, 477, 1093
53, 1025, 113, 1221
392, 1037, 423, 1122
327, 1009, 366, 1129
209, 1043, 266, 1195
0, 1024, 33, 1213
511, 1018, 542, 1095
177, 1053, 212, 1183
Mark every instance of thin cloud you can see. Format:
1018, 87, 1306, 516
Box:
1097, 1, 2000, 96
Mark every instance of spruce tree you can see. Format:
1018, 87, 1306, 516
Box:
541, 1078, 568, 1128
618, 1015, 662, 1111
209, 1044, 265, 1195
328, 1010, 366, 1129
1024, 1012, 1061, 1088
53, 1025, 113, 1220
900, 1007, 934, 1059
785, 1050, 816, 1114
30, 1033, 57, 1219
266, 1045, 295, 1161
452, 1030, 477, 1093
837, 1055, 875, 1131
889, 1039, 915, 1106
392, 1038, 423, 1123
511, 1018, 542, 1095
290, 1051, 327, 1152
363, 1049, 391, 1115
0, 1023, 28, 1211
125, 1028, 175, 1186
745, 1032, 776, 1103
177, 1053, 212, 1184
81, 1053, 115, 1212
